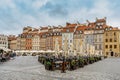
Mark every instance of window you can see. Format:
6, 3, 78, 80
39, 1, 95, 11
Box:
96, 26, 99, 29
80, 31, 82, 33
106, 33, 108, 36
114, 32, 116, 36
99, 44, 102, 49
106, 52, 108, 55
114, 38, 117, 42
95, 45, 97, 50
51, 33, 52, 36
110, 39, 112, 42
105, 28, 108, 31
70, 40, 72, 43
106, 39, 108, 42
66, 29, 69, 32
114, 45, 117, 49
100, 25, 102, 29
109, 28, 112, 30
63, 40, 64, 43
95, 39, 97, 42
99, 38, 101, 42
86, 35, 88, 38
110, 45, 112, 48
105, 45, 108, 48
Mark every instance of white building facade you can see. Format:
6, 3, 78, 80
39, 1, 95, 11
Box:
0, 34, 8, 48
62, 23, 77, 56
32, 34, 40, 50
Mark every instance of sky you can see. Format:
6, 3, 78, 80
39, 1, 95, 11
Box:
0, 0, 120, 35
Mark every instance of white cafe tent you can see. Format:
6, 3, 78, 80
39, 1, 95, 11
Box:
0, 47, 11, 52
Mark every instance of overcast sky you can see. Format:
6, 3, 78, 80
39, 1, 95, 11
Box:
0, 0, 120, 35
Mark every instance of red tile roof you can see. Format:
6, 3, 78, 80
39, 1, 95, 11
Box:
61, 23, 77, 33
96, 18, 106, 23
40, 27, 48, 30
76, 25, 87, 31
88, 22, 95, 27
66, 23, 77, 27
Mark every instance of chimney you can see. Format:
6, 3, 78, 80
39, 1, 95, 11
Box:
66, 22, 71, 26
96, 17, 98, 21
86, 20, 90, 23
104, 17, 107, 20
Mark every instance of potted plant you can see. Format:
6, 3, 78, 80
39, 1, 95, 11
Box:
70, 60, 76, 70
89, 57, 95, 64
45, 61, 52, 70
78, 57, 84, 67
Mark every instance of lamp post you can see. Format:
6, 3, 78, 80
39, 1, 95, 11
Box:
61, 56, 66, 73
61, 37, 68, 73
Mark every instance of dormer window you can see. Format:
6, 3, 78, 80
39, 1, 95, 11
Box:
100, 25, 102, 29
105, 28, 108, 31
51, 33, 52, 36
101, 23, 104, 25
80, 31, 82, 33
97, 23, 100, 25
96, 25, 99, 29
76, 31, 78, 34
66, 29, 69, 32
109, 27, 112, 30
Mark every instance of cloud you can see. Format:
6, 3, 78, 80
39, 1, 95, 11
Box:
0, 0, 120, 35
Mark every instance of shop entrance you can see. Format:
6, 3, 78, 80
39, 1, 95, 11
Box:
111, 51, 114, 56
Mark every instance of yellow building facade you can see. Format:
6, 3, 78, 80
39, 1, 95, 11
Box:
104, 28, 120, 57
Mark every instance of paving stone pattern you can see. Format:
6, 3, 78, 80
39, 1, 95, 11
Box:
0, 56, 120, 80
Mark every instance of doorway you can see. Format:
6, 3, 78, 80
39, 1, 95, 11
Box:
111, 51, 114, 56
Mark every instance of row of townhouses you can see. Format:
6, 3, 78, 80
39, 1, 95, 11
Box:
7, 17, 120, 57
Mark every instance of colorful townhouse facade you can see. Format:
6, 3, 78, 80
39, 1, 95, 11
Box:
104, 27, 120, 57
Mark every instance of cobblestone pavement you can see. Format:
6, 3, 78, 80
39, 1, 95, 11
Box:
0, 56, 120, 80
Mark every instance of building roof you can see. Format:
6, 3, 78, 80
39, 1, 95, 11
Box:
66, 23, 77, 27
40, 27, 48, 30
76, 25, 87, 31
96, 17, 106, 23
88, 22, 96, 27
61, 23, 77, 33
112, 27, 119, 30
33, 28, 39, 31
62, 26, 76, 33
39, 32, 48, 37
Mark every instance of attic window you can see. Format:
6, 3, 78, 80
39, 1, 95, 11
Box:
51, 33, 52, 36
97, 23, 100, 25
109, 28, 112, 30
76, 31, 79, 34
96, 25, 99, 29
80, 31, 82, 33
100, 25, 102, 29
101, 23, 104, 25
66, 29, 69, 32
105, 28, 108, 31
